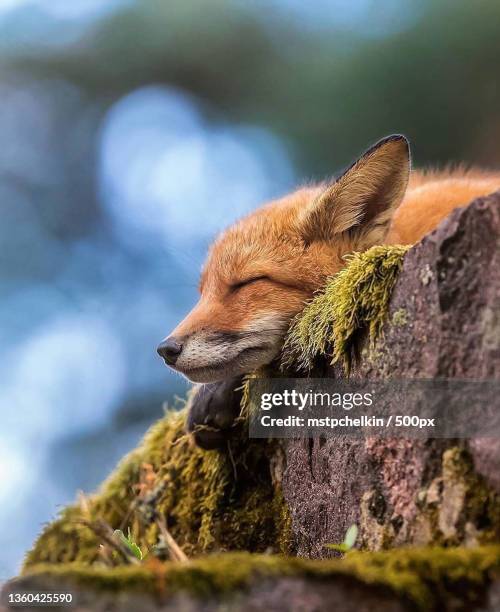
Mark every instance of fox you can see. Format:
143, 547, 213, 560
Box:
157, 134, 500, 448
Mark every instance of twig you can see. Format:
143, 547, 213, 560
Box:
226, 440, 238, 480
155, 516, 188, 563
79, 518, 140, 565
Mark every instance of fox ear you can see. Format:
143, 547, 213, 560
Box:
300, 135, 410, 246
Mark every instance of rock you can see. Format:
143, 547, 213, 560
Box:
4, 547, 500, 612
279, 192, 500, 556
13, 192, 500, 611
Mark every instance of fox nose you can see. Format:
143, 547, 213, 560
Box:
157, 337, 183, 365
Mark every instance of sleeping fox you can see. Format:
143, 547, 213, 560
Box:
157, 134, 500, 448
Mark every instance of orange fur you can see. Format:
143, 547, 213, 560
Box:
162, 137, 500, 382
387, 168, 500, 243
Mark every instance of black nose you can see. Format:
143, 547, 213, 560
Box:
157, 337, 183, 365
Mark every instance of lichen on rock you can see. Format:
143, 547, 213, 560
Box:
358, 445, 500, 552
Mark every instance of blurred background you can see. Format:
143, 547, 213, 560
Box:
1, 0, 500, 577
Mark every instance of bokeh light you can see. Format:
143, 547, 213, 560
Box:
99, 85, 294, 252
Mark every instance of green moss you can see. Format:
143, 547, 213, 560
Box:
21, 546, 500, 610
23, 245, 413, 570
23, 241, 500, 606
282, 245, 410, 373
343, 545, 500, 609
24, 409, 292, 570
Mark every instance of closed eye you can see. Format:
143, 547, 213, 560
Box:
230, 275, 269, 291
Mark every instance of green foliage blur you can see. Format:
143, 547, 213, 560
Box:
8, 0, 500, 174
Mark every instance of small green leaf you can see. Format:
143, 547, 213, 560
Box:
114, 529, 143, 560
114, 529, 125, 541
128, 542, 143, 560
323, 524, 358, 553
343, 524, 358, 550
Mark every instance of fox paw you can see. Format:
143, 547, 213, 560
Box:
186, 377, 244, 450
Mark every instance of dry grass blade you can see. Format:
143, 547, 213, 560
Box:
156, 516, 188, 563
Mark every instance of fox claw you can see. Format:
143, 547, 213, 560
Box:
186, 377, 244, 450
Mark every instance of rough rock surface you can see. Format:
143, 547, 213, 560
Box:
280, 193, 500, 557
1, 574, 408, 612
5, 547, 500, 612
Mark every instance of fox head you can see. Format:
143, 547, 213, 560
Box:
158, 135, 410, 382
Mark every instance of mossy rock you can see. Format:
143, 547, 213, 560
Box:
24, 242, 500, 609
25, 246, 409, 571
24, 409, 292, 569
13, 547, 500, 611
282, 244, 410, 373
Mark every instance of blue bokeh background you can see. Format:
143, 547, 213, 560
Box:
1, 0, 500, 577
